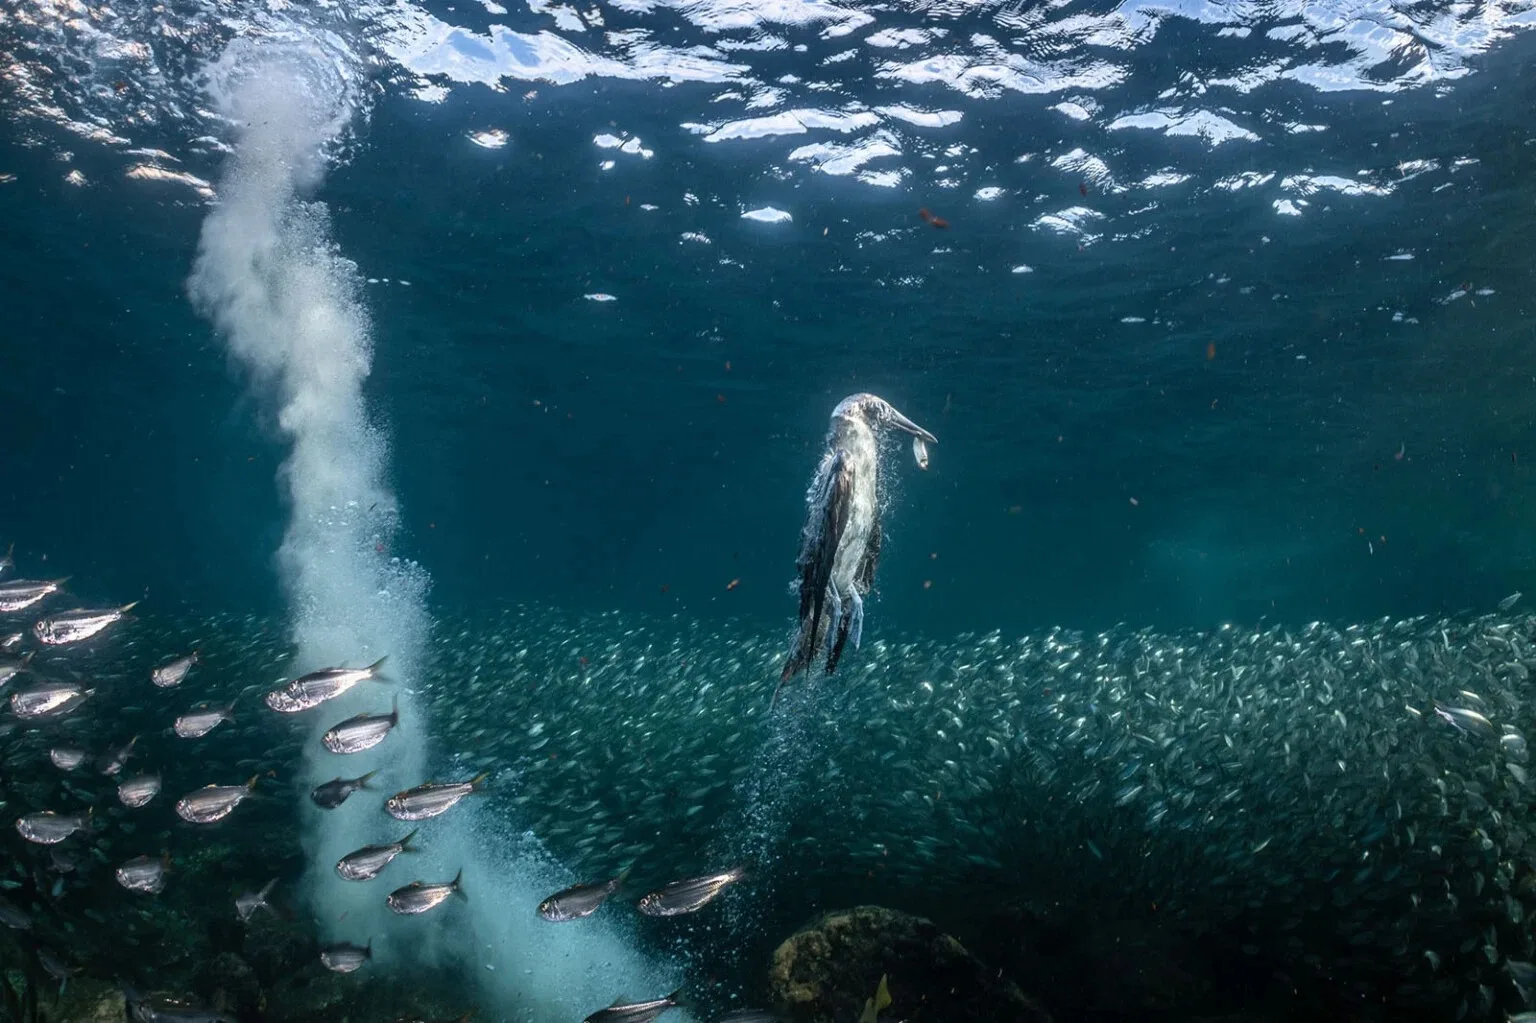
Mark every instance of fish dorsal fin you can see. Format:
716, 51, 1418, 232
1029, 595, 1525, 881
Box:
875, 974, 891, 1010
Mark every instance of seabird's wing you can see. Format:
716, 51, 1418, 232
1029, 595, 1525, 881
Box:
855, 513, 881, 593
780, 449, 856, 685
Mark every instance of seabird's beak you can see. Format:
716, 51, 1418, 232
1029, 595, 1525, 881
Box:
885, 406, 937, 445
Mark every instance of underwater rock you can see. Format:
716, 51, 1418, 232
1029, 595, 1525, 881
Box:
49, 979, 126, 1023
768, 905, 1050, 1023
243, 920, 316, 988
969, 906, 1223, 1018
192, 952, 263, 1019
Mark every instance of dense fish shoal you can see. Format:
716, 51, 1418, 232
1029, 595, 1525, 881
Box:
6, 605, 1536, 1019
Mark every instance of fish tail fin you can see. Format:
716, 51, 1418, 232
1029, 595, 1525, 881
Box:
245, 774, 260, 791
358, 770, 379, 790
365, 937, 373, 957
453, 868, 468, 901
259, 877, 278, 900
666, 988, 687, 1008
365, 655, 390, 680
391, 692, 399, 720
399, 827, 419, 851
119, 600, 141, 614
469, 771, 491, 791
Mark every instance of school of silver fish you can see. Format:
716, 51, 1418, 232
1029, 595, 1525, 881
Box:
11, 532, 1536, 1020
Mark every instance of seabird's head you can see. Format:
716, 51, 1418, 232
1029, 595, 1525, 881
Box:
832, 393, 938, 444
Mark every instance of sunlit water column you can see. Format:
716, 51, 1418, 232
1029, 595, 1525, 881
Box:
187, 34, 686, 1016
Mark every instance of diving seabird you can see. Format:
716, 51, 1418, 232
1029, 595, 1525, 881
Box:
776, 393, 936, 703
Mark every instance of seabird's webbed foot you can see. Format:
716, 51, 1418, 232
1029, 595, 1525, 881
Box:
825, 589, 844, 655
848, 590, 864, 650
826, 589, 857, 674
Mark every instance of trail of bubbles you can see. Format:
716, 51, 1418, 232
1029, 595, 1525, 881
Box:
187, 34, 685, 1016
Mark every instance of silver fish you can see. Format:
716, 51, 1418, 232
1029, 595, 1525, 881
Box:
235, 878, 278, 921
322, 697, 398, 754
0, 651, 32, 687
320, 940, 371, 973
98, 735, 138, 776
1500, 591, 1523, 611
311, 770, 377, 809
122, 984, 238, 1023
0, 631, 21, 652
386, 869, 465, 915
116, 854, 169, 894
636, 867, 747, 916
0, 894, 31, 930
912, 434, 930, 470
263, 655, 389, 713
10, 681, 93, 719
582, 990, 682, 1023
118, 774, 162, 809
175, 777, 258, 824
48, 747, 86, 771
175, 702, 234, 739
33, 601, 138, 646
0, 577, 67, 613
37, 947, 76, 989
336, 829, 417, 881
538, 867, 631, 921
1433, 701, 1495, 737
152, 650, 198, 688
385, 772, 489, 821
15, 809, 91, 845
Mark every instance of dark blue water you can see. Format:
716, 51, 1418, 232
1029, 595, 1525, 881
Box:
2, 0, 1536, 1018
5, 28, 1536, 636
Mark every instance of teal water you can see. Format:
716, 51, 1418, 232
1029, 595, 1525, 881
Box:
1, 0, 1536, 1019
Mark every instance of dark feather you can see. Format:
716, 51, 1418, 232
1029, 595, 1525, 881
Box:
779, 450, 856, 686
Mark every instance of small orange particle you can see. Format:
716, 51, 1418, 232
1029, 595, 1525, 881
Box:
917, 208, 950, 229
716, 394, 726, 404
624, 195, 631, 206
1206, 342, 1216, 360
726, 578, 740, 591
724, 361, 732, 371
